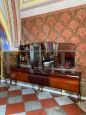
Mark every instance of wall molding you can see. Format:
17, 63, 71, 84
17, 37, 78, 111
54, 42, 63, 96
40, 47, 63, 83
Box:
20, 0, 86, 18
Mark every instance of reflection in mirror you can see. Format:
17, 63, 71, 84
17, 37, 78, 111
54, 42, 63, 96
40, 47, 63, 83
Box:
55, 43, 76, 70
19, 43, 76, 71
41, 42, 55, 68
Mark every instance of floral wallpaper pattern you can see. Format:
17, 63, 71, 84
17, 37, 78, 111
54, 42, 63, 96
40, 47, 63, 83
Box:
22, 5, 86, 80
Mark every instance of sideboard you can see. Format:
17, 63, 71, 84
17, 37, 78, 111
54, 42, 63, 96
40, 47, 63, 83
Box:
9, 67, 81, 100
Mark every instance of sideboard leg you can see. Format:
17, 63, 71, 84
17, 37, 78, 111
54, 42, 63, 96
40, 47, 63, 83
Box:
10, 79, 12, 85
61, 90, 65, 95
15, 80, 17, 85
38, 85, 43, 92
78, 94, 81, 101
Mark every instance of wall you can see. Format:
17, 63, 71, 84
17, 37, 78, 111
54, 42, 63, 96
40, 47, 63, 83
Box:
22, 4, 86, 82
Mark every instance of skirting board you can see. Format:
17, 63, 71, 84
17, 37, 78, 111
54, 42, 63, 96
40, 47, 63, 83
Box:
1, 79, 86, 100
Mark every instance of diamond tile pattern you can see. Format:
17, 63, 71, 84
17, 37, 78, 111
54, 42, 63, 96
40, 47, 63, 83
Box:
77, 101, 86, 113
37, 91, 52, 99
0, 83, 85, 115
8, 96, 22, 104
0, 105, 6, 115
12, 112, 26, 115
25, 101, 42, 112
22, 88, 35, 95
55, 96, 74, 106
45, 107, 67, 115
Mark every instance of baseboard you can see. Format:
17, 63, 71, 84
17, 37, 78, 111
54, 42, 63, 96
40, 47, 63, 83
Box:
1, 80, 86, 100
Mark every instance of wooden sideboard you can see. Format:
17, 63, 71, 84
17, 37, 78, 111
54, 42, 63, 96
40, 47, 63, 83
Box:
10, 68, 29, 83
9, 67, 81, 99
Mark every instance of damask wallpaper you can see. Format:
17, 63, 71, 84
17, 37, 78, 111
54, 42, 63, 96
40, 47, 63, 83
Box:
22, 4, 86, 80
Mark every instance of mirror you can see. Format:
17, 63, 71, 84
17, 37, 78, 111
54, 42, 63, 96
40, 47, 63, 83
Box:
55, 43, 76, 69
19, 42, 76, 70
41, 42, 55, 68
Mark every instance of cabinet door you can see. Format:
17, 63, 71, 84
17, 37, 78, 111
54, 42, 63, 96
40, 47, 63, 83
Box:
10, 71, 18, 80
49, 76, 79, 93
17, 72, 28, 82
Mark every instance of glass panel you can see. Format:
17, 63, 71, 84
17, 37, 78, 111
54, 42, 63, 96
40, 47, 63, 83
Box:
19, 42, 76, 70
55, 43, 76, 69
41, 42, 55, 68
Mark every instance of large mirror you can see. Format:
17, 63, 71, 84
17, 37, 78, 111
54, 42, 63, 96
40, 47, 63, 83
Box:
19, 42, 76, 71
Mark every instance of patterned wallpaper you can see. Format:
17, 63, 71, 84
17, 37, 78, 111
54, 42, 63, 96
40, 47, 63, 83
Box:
22, 5, 86, 80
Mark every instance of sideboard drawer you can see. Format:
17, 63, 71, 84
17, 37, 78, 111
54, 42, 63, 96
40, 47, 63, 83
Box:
49, 76, 79, 93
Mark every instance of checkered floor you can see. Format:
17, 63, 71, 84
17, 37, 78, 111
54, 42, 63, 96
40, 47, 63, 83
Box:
0, 83, 86, 115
